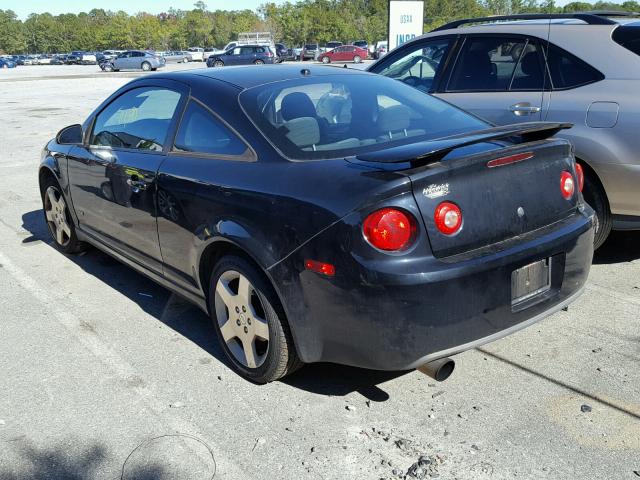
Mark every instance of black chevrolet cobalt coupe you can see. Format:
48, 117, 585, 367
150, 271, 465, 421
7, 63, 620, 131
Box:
40, 65, 594, 383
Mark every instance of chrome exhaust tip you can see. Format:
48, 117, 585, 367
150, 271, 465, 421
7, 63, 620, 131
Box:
417, 357, 455, 382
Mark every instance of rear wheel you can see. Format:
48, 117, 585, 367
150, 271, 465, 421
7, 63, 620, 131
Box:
321, 56, 330, 64
582, 169, 612, 249
41, 177, 87, 254
209, 256, 301, 383
254, 59, 265, 65
353, 55, 362, 64
141, 61, 151, 71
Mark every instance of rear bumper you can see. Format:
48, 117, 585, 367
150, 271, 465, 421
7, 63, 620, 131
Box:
272, 209, 594, 370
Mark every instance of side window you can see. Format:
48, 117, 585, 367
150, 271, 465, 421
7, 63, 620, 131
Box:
613, 25, 640, 56
256, 47, 265, 53
133, 51, 144, 58
90, 87, 181, 152
240, 47, 254, 55
510, 41, 545, 90
448, 37, 527, 92
374, 39, 451, 93
545, 44, 604, 89
232, 48, 242, 55
173, 100, 248, 156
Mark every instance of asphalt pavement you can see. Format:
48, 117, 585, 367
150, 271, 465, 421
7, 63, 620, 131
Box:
0, 64, 638, 480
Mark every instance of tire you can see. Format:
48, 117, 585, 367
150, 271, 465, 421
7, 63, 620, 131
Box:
208, 255, 302, 383
582, 169, 612, 249
214, 60, 224, 68
254, 59, 265, 65
321, 56, 330, 64
141, 61, 151, 71
113, 69, 119, 72
102, 64, 113, 72
353, 55, 362, 64
41, 177, 87, 254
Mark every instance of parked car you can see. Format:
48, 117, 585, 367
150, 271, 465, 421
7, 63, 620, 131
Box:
301, 43, 319, 60
40, 65, 593, 383
368, 12, 640, 248
274, 43, 289, 61
319, 45, 368, 64
203, 48, 217, 61
34, 55, 52, 65
163, 51, 192, 63
0, 58, 17, 68
206, 45, 276, 67
353, 40, 370, 57
50, 55, 67, 65
373, 41, 388, 59
102, 50, 122, 61
325, 41, 343, 51
103, 50, 166, 71
187, 47, 205, 62
23, 56, 35, 65
67, 51, 97, 65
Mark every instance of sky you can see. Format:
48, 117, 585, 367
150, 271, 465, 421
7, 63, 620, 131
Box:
3, 0, 625, 19
3, 1, 277, 19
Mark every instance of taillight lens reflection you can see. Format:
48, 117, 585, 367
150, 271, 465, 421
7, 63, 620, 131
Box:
560, 171, 575, 199
434, 202, 463, 236
363, 208, 416, 251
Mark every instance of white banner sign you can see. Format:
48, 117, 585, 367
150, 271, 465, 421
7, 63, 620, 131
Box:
388, 1, 424, 52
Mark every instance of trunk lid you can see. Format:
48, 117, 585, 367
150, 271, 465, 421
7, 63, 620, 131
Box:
354, 123, 578, 259
409, 139, 578, 258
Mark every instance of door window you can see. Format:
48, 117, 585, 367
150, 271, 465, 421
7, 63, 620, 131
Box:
448, 37, 530, 91
173, 100, 248, 156
545, 44, 604, 89
90, 87, 181, 152
232, 48, 242, 55
374, 39, 451, 93
240, 47, 254, 55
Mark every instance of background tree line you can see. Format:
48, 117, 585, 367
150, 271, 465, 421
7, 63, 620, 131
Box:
0, 0, 638, 54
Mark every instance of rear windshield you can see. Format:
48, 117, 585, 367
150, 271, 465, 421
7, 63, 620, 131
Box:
305, 44, 317, 49
239, 74, 487, 161
613, 23, 640, 56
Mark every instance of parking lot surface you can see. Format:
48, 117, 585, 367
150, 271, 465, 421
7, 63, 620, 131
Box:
0, 65, 638, 480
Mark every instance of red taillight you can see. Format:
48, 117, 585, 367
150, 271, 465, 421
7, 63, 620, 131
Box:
305, 259, 335, 276
266, 51, 273, 57
434, 202, 463, 236
575, 163, 584, 192
560, 171, 575, 200
363, 208, 416, 251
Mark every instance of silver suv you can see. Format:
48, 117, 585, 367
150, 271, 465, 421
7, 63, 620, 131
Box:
369, 12, 640, 248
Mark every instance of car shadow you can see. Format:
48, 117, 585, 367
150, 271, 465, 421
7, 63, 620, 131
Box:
21, 209, 403, 400
593, 231, 640, 264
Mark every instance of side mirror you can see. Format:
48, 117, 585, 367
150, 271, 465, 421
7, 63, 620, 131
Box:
56, 124, 83, 145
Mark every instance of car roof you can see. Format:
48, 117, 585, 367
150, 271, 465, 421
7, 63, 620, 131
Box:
156, 64, 373, 90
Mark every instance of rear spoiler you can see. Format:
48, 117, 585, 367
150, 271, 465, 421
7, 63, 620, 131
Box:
356, 122, 572, 165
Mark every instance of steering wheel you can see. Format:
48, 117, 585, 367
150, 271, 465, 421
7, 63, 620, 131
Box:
402, 76, 422, 87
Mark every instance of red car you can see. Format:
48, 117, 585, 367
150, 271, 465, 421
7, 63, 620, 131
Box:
319, 45, 367, 64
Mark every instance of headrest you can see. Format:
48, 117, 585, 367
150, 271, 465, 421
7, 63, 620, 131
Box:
377, 105, 411, 132
281, 92, 317, 121
520, 52, 539, 76
285, 117, 320, 147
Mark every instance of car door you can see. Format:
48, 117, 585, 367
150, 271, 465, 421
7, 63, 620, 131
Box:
240, 46, 255, 64
225, 47, 242, 65
435, 35, 550, 125
131, 51, 145, 68
113, 51, 129, 69
67, 81, 187, 273
156, 98, 254, 293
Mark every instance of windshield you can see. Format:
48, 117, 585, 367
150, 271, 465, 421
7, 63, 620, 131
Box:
239, 74, 487, 161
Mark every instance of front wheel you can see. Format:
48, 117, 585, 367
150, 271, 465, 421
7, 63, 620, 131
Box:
209, 256, 301, 383
213, 60, 224, 68
582, 169, 612, 249
41, 178, 87, 254
353, 55, 362, 64
141, 61, 151, 71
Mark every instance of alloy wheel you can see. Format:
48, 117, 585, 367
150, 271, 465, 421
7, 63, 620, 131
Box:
44, 186, 72, 247
214, 270, 270, 369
